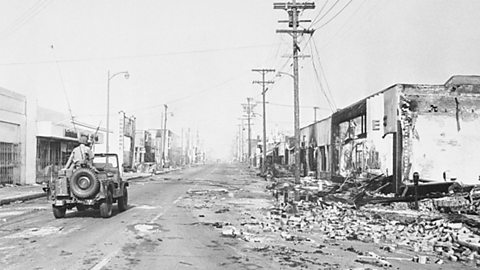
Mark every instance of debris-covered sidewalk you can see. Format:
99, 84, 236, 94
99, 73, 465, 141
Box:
174, 164, 479, 269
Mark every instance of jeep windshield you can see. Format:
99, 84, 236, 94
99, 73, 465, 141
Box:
93, 156, 118, 170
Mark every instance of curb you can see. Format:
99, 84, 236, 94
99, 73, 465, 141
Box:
0, 192, 46, 206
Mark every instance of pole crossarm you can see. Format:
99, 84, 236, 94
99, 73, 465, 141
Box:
252, 80, 275, 84
273, 2, 315, 10
276, 29, 315, 34
252, 69, 276, 73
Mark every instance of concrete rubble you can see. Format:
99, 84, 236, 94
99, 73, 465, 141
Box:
260, 174, 480, 268
179, 168, 480, 268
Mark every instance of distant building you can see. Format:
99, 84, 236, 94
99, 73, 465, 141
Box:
147, 129, 182, 168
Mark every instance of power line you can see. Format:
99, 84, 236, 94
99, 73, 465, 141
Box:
267, 101, 329, 110
126, 72, 249, 113
309, 0, 330, 28
320, 0, 387, 50
314, 0, 353, 30
0, 0, 52, 41
318, 0, 367, 44
311, 0, 341, 27
166, 75, 243, 105
308, 42, 335, 112
311, 38, 337, 109
51, 44, 78, 134
0, 43, 281, 66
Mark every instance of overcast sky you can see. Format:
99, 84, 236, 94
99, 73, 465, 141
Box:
1, 0, 480, 159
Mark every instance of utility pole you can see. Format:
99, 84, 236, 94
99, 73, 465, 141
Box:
253, 69, 275, 175
238, 119, 247, 162
241, 98, 256, 167
275, 0, 315, 184
162, 104, 168, 168
247, 97, 253, 167
313, 106, 319, 123
237, 123, 242, 161
181, 128, 184, 166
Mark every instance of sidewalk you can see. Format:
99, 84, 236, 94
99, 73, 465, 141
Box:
0, 167, 183, 206
0, 184, 46, 206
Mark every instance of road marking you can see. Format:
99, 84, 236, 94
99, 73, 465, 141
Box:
90, 250, 118, 270
172, 196, 183, 205
149, 211, 165, 223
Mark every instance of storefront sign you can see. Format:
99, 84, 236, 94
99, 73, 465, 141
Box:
123, 117, 135, 138
63, 128, 104, 144
64, 128, 77, 139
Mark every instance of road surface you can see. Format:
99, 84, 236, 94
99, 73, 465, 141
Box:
0, 163, 476, 270
0, 164, 277, 270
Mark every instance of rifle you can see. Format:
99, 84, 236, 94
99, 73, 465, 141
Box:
91, 121, 101, 153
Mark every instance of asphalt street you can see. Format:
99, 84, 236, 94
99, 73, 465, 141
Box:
0, 164, 476, 270
0, 164, 276, 270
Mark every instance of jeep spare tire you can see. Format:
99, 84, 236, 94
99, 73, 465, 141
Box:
70, 168, 100, 199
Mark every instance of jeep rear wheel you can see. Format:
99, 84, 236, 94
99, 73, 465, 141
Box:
53, 206, 66, 218
70, 168, 100, 199
118, 187, 128, 212
100, 189, 113, 218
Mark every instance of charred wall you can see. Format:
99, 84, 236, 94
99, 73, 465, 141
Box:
400, 84, 480, 184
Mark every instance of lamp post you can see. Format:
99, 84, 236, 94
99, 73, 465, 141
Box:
106, 70, 129, 153
276, 71, 294, 79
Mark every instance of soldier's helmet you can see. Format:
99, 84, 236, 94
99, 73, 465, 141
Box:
78, 135, 88, 145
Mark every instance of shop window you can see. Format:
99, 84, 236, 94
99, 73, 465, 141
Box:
0, 142, 20, 184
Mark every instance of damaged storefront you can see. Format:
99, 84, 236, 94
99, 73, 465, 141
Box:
331, 93, 394, 186
299, 117, 332, 179
36, 121, 105, 183
329, 75, 480, 197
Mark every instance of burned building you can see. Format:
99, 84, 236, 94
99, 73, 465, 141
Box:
301, 75, 480, 195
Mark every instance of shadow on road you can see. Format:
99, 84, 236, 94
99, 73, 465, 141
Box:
63, 204, 135, 219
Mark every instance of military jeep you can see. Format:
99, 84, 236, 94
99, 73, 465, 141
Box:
47, 153, 129, 218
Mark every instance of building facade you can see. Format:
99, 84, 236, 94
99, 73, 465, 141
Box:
0, 88, 27, 185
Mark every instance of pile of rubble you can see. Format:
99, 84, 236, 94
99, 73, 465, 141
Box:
263, 198, 480, 266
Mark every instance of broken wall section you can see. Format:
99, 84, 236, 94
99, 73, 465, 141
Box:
401, 81, 480, 185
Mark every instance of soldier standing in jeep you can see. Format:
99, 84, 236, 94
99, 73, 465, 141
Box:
65, 135, 94, 169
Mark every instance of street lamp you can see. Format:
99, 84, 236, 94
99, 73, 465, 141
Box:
106, 70, 129, 153
276, 71, 294, 79
276, 70, 301, 185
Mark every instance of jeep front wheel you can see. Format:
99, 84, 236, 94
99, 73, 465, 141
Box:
53, 206, 66, 218
118, 187, 128, 212
99, 189, 113, 218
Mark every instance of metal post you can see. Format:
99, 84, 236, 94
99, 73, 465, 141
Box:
413, 172, 419, 210
106, 70, 129, 153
